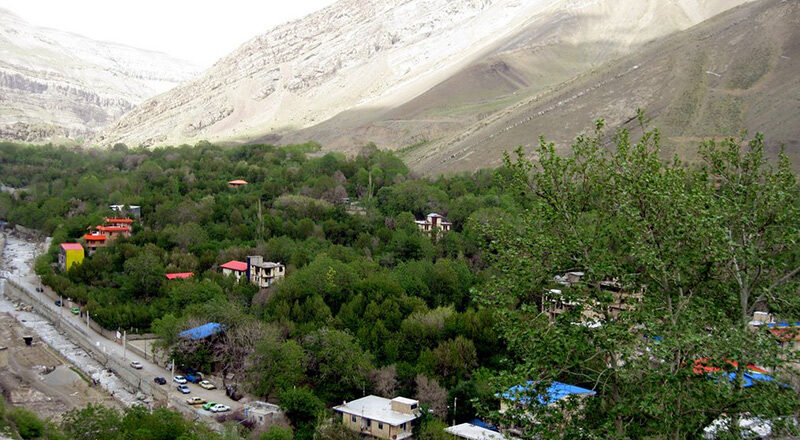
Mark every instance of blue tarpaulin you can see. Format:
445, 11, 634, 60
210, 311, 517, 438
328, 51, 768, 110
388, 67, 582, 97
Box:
468, 419, 498, 432
502, 381, 596, 405
179, 322, 224, 340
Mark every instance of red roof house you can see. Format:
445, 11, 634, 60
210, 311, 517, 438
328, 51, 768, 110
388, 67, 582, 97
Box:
221, 260, 248, 272
166, 272, 194, 280
60, 243, 84, 251
228, 179, 249, 187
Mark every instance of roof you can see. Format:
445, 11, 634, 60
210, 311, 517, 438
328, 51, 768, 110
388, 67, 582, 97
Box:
446, 424, 506, 440
104, 218, 133, 224
166, 272, 194, 280
693, 359, 768, 375
221, 260, 248, 272
427, 213, 444, 218
96, 225, 131, 232
60, 243, 83, 251
179, 322, 225, 340
83, 234, 108, 241
228, 179, 249, 185
502, 381, 596, 405
333, 395, 419, 426
250, 261, 283, 269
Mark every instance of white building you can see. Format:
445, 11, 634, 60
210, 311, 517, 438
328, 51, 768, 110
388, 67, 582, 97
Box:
445, 423, 506, 440
334, 395, 420, 440
247, 256, 285, 288
415, 213, 452, 233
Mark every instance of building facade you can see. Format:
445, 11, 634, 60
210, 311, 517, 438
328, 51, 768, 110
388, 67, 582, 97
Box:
247, 256, 285, 288
415, 213, 452, 233
221, 260, 248, 281
59, 243, 84, 271
334, 396, 420, 440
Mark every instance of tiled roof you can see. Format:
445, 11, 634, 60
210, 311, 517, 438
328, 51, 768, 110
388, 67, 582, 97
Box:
60, 243, 83, 251
83, 234, 108, 241
104, 218, 134, 224
166, 272, 194, 280
96, 225, 131, 232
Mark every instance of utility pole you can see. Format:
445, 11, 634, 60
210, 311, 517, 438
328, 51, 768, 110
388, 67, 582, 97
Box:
122, 330, 127, 360
453, 397, 457, 427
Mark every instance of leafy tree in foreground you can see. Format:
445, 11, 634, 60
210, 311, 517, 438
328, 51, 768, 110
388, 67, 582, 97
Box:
476, 118, 800, 439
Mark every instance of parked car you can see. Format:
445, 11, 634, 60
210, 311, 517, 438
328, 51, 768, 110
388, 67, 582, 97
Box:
130, 361, 143, 369
173, 375, 187, 384
154, 377, 167, 385
70, 307, 80, 315
185, 372, 203, 383
199, 380, 216, 390
202, 402, 218, 411
177, 384, 190, 394
54, 300, 62, 307
210, 404, 230, 413
186, 396, 206, 405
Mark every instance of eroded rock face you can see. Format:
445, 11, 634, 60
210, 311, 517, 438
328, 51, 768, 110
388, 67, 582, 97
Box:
0, 8, 199, 143
99, 0, 752, 153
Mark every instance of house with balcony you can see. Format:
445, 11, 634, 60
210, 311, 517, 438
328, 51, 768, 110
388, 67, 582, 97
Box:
334, 396, 420, 440
82, 233, 108, 255
59, 243, 84, 271
104, 217, 134, 228
94, 224, 131, 239
247, 256, 285, 288
109, 204, 141, 218
544, 272, 643, 323
415, 213, 452, 233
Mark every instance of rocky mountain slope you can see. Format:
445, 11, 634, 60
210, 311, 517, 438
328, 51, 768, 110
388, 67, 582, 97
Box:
0, 8, 198, 143
99, 0, 751, 154
402, 0, 800, 174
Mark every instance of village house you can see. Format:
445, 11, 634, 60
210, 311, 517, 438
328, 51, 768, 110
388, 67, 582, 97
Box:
94, 224, 131, 239
445, 423, 506, 440
228, 179, 249, 188
58, 243, 84, 271
415, 213, 452, 233
246, 256, 285, 288
82, 233, 108, 255
500, 381, 596, 413
109, 204, 141, 218
221, 260, 248, 282
104, 217, 134, 228
243, 401, 284, 427
334, 396, 420, 440
543, 272, 642, 323
166, 272, 194, 280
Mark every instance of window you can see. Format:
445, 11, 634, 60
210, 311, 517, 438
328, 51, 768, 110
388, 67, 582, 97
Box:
401, 423, 406, 430
378, 423, 384, 430
352, 415, 357, 423
410, 403, 418, 410
366, 419, 371, 427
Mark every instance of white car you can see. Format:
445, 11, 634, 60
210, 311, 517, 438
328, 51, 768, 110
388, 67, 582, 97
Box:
130, 361, 143, 369
210, 404, 230, 413
173, 375, 187, 384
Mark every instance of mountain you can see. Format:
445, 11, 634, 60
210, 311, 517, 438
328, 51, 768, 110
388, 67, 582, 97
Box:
402, 0, 800, 174
98, 0, 751, 157
0, 8, 199, 143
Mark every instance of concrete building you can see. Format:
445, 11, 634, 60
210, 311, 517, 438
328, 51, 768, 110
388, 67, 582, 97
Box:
334, 396, 420, 440
109, 204, 141, 218
247, 256, 285, 288
59, 243, 84, 271
415, 213, 452, 233
243, 401, 283, 427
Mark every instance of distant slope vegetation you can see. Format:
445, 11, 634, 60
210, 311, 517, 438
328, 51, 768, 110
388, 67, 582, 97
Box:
402, 0, 799, 174
0, 8, 198, 143
98, 0, 749, 161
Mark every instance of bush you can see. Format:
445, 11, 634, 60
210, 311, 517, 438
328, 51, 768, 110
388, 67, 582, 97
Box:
8, 407, 44, 439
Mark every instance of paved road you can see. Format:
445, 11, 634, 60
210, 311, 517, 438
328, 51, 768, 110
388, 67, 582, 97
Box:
2, 233, 244, 415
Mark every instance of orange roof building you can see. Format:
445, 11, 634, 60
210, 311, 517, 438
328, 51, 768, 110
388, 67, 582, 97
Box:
228, 179, 249, 187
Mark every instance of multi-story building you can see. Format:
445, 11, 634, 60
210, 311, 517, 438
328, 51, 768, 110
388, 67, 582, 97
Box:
415, 213, 452, 233
82, 233, 108, 255
246, 256, 285, 288
334, 396, 420, 440
59, 243, 84, 271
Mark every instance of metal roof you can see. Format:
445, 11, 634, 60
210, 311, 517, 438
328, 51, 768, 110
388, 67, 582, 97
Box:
179, 322, 224, 340
502, 381, 596, 405
165, 272, 194, 280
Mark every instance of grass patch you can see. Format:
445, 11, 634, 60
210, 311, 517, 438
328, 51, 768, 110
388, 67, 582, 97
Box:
69, 366, 91, 384
727, 46, 771, 90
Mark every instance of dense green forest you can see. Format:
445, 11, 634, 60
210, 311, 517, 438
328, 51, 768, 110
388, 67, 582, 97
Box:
2, 117, 800, 439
